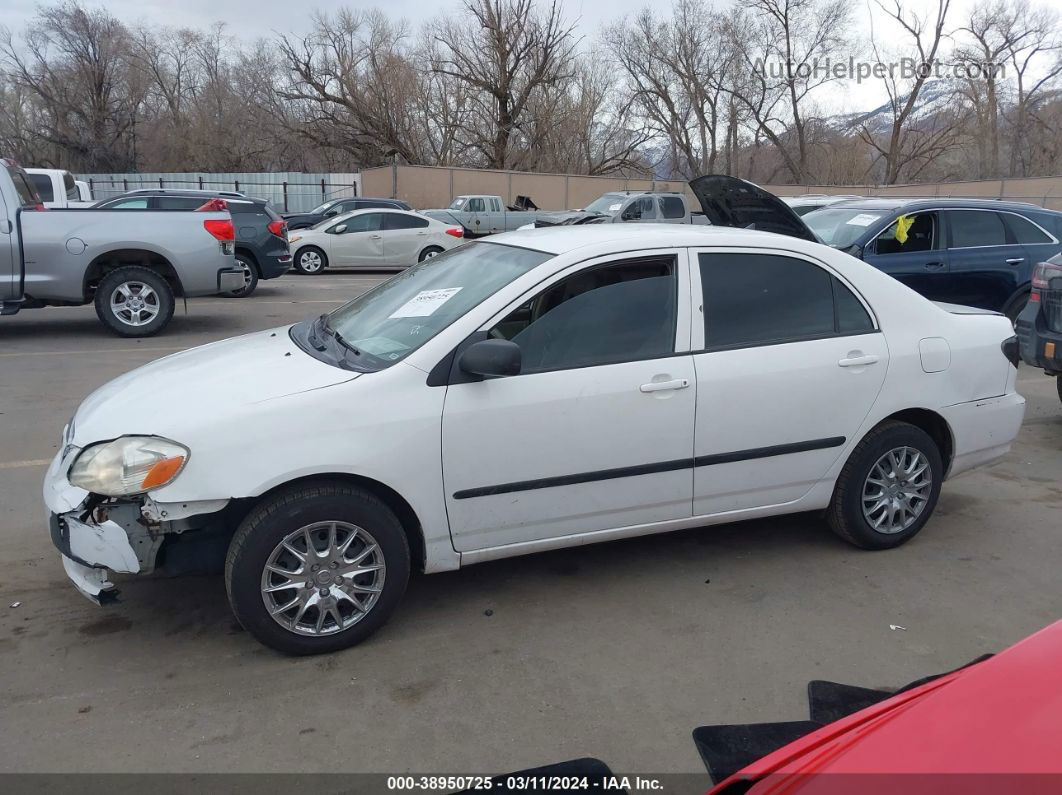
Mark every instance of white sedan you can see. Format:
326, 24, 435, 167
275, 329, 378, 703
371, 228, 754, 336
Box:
44, 222, 1024, 654
288, 208, 464, 274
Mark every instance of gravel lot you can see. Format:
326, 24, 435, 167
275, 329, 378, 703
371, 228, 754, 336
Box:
1, 271, 1060, 781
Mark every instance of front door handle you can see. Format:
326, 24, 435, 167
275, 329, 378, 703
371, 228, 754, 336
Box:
839, 354, 880, 367
640, 378, 690, 393
1006, 257, 1024, 265
924, 261, 946, 271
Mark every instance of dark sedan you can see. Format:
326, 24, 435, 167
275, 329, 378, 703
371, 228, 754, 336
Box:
282, 197, 412, 231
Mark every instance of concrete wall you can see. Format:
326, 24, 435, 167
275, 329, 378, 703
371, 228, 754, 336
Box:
360, 165, 684, 210
762, 176, 1062, 211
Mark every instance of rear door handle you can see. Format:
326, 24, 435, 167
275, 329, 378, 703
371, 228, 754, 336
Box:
924, 261, 946, 271
1006, 257, 1024, 265
838, 355, 880, 367
369, 234, 382, 239
640, 378, 690, 393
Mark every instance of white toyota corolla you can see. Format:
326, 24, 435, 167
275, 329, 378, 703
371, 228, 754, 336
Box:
45, 199, 1025, 654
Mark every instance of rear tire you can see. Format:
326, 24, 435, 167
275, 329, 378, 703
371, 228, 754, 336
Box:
418, 246, 444, 262
94, 266, 175, 337
225, 481, 410, 655
225, 254, 259, 297
294, 246, 327, 275
827, 421, 943, 550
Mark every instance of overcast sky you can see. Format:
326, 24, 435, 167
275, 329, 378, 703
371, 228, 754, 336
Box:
4, 0, 986, 115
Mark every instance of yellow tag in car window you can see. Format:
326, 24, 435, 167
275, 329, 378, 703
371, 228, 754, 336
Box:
895, 215, 914, 245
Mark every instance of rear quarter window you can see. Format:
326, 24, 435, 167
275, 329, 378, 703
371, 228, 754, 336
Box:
27, 173, 53, 202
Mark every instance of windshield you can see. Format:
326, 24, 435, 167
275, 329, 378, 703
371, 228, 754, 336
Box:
448, 197, 467, 209
309, 200, 338, 215
582, 193, 626, 215
804, 208, 890, 248
310, 242, 552, 370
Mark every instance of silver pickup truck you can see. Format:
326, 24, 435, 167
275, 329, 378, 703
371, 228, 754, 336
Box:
422, 195, 549, 237
1, 158, 242, 336
525, 191, 709, 228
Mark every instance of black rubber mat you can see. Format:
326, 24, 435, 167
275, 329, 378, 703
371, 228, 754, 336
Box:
460, 758, 621, 794
807, 680, 894, 724
692, 721, 821, 784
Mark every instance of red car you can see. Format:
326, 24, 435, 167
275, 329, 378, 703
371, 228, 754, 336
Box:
700, 620, 1062, 794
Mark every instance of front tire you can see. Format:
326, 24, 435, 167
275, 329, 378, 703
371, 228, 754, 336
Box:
225, 254, 259, 297
827, 421, 943, 550
94, 266, 175, 337
225, 482, 410, 655
294, 246, 327, 275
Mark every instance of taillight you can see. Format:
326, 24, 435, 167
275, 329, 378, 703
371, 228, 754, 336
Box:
203, 219, 235, 241
268, 220, 286, 238
196, 198, 228, 212
1030, 260, 1062, 303
445, 227, 464, 238
1001, 336, 1020, 367
32, 202, 47, 211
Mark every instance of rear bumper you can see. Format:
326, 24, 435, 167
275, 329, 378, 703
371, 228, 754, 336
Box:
217, 267, 244, 293
259, 252, 292, 280
1016, 314, 1062, 374
941, 392, 1026, 478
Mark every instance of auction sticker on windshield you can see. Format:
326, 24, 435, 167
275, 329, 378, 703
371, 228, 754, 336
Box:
389, 288, 463, 318
845, 213, 880, 226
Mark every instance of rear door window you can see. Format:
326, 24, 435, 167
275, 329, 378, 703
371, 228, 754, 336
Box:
699, 252, 874, 349
5, 166, 39, 206
27, 173, 53, 202
660, 196, 685, 219
947, 210, 1008, 248
383, 213, 429, 230
157, 197, 209, 210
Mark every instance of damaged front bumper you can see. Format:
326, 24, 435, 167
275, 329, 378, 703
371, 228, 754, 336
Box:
44, 444, 229, 605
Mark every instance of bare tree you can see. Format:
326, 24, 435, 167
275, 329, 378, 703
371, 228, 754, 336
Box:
429, 0, 578, 169
726, 0, 853, 182
857, 0, 962, 183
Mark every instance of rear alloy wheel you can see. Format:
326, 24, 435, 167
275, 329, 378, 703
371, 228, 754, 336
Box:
294, 246, 327, 275
225, 254, 259, 297
94, 266, 175, 337
226, 482, 410, 655
418, 246, 444, 262
827, 421, 943, 549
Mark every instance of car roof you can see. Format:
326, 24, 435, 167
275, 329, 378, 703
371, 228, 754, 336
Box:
820, 197, 1052, 213
485, 223, 822, 256
109, 189, 262, 203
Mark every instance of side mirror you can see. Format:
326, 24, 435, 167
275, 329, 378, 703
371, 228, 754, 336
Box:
332, 224, 347, 234
458, 339, 521, 378
325, 208, 339, 216
621, 208, 637, 221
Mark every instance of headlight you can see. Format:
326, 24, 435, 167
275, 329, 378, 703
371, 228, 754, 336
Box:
288, 235, 302, 244
68, 437, 189, 496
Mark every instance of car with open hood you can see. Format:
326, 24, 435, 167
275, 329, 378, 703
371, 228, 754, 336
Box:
44, 218, 1024, 654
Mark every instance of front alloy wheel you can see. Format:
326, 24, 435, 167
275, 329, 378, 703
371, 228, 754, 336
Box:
226, 481, 410, 654
261, 521, 386, 636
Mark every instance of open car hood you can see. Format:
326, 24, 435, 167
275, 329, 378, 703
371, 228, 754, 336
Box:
689, 175, 818, 242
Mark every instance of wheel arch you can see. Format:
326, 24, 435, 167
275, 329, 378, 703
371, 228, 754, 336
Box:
83, 248, 185, 300
234, 246, 261, 275
876, 408, 955, 475
236, 473, 426, 573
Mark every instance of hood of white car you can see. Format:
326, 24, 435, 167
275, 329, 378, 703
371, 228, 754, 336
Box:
71, 327, 357, 445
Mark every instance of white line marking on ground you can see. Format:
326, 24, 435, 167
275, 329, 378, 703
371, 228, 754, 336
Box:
255, 300, 346, 304
0, 459, 51, 470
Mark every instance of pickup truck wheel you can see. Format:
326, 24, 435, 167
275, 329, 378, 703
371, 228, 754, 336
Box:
225, 254, 259, 297
226, 482, 410, 655
826, 421, 943, 550
418, 246, 444, 262
294, 247, 327, 275
94, 266, 175, 337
